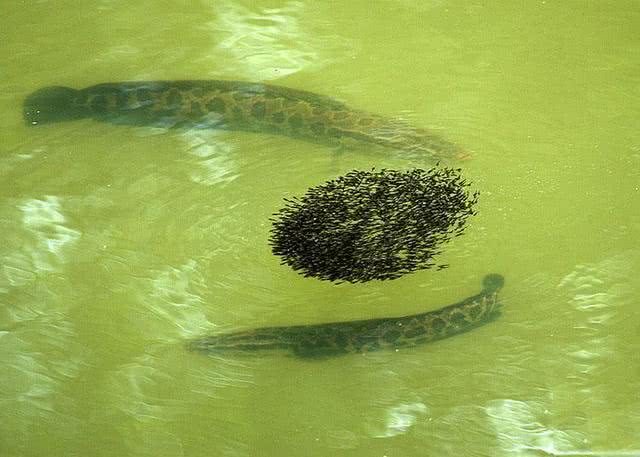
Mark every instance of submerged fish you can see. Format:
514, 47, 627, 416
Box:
188, 274, 504, 358
23, 80, 467, 160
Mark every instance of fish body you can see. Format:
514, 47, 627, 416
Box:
188, 274, 504, 358
23, 80, 466, 160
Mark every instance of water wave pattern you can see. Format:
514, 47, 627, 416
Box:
0, 196, 85, 454
103, 352, 189, 457
178, 129, 240, 187
558, 260, 623, 381
0, 315, 85, 454
487, 398, 640, 457
373, 402, 430, 438
487, 399, 587, 456
487, 253, 639, 455
140, 260, 213, 340
103, 348, 261, 456
1, 195, 81, 308
208, 1, 342, 80
15, 196, 81, 274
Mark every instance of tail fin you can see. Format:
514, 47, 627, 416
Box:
366, 117, 471, 161
23, 86, 87, 126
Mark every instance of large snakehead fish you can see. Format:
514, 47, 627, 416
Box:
23, 80, 467, 160
188, 274, 504, 358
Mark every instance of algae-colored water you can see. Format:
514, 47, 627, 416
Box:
1, 1, 639, 456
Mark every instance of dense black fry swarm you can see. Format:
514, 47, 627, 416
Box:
269, 168, 479, 283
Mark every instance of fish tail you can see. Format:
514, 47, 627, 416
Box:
366, 119, 470, 161
24, 86, 89, 126
187, 327, 291, 353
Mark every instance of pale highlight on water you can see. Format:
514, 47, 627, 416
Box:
1, 1, 639, 457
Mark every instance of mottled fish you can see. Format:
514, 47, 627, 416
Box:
23, 80, 467, 160
188, 274, 504, 358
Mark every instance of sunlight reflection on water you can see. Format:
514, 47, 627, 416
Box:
205, 1, 345, 80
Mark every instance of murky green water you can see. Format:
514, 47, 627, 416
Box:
2, 1, 639, 456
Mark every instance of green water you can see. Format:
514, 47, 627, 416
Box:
2, 1, 639, 456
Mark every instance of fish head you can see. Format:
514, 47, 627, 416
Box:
23, 86, 87, 126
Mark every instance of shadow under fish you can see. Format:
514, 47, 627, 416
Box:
188, 274, 504, 359
23, 80, 468, 161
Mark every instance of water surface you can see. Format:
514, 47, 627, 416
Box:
1, 1, 639, 456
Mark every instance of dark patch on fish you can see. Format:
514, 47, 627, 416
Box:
187, 274, 504, 359
23, 80, 468, 160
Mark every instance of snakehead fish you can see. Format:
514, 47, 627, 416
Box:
188, 274, 504, 358
23, 80, 467, 160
